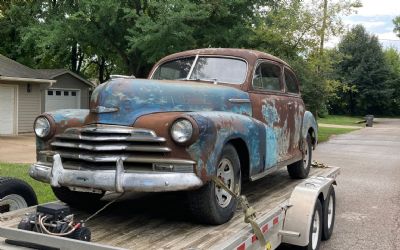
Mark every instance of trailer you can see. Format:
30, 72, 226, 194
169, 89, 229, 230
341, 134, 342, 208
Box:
0, 165, 339, 250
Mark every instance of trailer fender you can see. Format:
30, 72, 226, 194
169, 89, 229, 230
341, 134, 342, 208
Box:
281, 176, 335, 247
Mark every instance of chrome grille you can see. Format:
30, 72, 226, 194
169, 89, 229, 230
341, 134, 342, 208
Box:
48, 124, 194, 172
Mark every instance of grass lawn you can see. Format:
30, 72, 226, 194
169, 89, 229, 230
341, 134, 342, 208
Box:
318, 127, 359, 143
0, 163, 56, 204
318, 115, 364, 127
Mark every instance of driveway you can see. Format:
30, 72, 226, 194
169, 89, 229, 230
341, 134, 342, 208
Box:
315, 118, 400, 249
0, 134, 36, 164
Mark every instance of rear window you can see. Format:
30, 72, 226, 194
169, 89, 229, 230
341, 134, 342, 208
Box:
284, 69, 299, 94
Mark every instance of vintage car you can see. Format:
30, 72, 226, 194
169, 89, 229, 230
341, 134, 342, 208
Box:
30, 48, 318, 225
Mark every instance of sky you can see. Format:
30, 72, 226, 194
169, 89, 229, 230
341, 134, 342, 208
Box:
327, 0, 400, 50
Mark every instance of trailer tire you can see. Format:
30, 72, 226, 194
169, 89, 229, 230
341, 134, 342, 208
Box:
52, 187, 104, 208
187, 144, 241, 225
322, 186, 335, 240
287, 134, 312, 179
0, 177, 38, 213
303, 199, 322, 250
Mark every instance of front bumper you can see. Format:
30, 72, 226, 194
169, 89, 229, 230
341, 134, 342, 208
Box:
29, 154, 203, 192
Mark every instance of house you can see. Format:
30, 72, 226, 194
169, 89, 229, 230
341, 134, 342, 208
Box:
0, 54, 94, 135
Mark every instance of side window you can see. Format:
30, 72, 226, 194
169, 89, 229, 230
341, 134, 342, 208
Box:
252, 62, 282, 91
284, 69, 299, 94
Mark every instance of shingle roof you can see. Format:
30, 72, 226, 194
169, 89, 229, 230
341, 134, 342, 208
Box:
36, 69, 94, 87
0, 54, 94, 87
0, 54, 47, 79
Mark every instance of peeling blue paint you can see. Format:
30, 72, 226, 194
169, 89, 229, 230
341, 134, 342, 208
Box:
90, 79, 252, 126
186, 111, 266, 178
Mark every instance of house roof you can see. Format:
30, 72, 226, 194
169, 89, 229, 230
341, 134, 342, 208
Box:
36, 69, 95, 87
0, 54, 48, 80
0, 54, 93, 87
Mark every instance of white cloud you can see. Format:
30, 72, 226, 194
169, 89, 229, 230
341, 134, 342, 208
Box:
356, 0, 400, 16
377, 32, 399, 40
344, 20, 386, 29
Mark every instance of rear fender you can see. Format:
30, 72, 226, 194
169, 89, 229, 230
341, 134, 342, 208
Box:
185, 111, 266, 180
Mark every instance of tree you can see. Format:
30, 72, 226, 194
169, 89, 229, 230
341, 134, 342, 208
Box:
384, 47, 400, 114
333, 25, 393, 115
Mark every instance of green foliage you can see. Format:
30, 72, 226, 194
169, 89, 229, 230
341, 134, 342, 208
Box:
331, 25, 395, 115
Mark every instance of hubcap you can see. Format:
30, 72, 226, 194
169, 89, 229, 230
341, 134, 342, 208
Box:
303, 143, 309, 168
215, 158, 235, 208
327, 195, 334, 229
311, 208, 320, 250
0, 194, 28, 213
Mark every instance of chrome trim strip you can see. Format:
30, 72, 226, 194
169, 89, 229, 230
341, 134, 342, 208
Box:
51, 141, 171, 152
67, 125, 157, 137
228, 98, 251, 103
58, 152, 195, 164
56, 134, 166, 142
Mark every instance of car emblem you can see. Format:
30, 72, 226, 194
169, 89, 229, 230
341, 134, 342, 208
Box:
90, 106, 119, 113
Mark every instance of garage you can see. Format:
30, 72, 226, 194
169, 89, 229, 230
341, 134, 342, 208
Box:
0, 85, 16, 135
45, 89, 80, 112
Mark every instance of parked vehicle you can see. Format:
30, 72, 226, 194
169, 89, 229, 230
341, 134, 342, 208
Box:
0, 177, 38, 213
29, 48, 318, 224
0, 166, 339, 250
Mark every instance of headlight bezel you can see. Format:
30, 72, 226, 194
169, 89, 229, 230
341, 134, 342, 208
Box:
169, 117, 198, 145
33, 115, 55, 139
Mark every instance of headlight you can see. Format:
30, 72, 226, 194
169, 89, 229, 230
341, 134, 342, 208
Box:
171, 119, 193, 144
34, 117, 51, 138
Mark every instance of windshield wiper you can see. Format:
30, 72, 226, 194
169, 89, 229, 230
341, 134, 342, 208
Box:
192, 78, 219, 84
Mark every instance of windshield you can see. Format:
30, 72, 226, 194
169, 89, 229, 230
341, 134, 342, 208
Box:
152, 56, 247, 84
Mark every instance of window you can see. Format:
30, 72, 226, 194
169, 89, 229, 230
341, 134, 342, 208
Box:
152, 56, 247, 84
152, 57, 195, 80
71, 91, 77, 96
56, 91, 61, 96
64, 91, 69, 96
48, 90, 53, 96
253, 62, 282, 91
284, 69, 299, 94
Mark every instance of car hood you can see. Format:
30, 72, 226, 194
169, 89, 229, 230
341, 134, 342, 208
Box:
87, 78, 252, 126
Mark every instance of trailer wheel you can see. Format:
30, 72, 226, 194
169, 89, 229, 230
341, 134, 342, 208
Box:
304, 199, 322, 250
287, 134, 312, 179
322, 186, 335, 240
187, 144, 241, 225
52, 186, 104, 208
0, 177, 38, 213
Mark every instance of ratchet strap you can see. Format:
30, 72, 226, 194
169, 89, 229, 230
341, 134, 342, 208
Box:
211, 176, 267, 249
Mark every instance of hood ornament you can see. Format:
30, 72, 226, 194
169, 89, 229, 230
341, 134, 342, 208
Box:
90, 106, 119, 114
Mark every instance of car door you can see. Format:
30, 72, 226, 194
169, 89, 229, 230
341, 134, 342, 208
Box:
248, 60, 289, 172
283, 66, 305, 158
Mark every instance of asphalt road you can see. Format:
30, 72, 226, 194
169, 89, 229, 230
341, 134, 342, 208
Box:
315, 118, 400, 249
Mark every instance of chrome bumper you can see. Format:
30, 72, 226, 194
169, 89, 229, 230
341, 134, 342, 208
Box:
29, 154, 203, 192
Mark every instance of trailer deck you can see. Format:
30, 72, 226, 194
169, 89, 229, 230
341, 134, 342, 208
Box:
0, 166, 339, 250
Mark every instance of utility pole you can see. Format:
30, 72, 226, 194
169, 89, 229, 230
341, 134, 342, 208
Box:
319, 0, 328, 57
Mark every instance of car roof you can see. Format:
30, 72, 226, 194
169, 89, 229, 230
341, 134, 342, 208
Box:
157, 48, 290, 66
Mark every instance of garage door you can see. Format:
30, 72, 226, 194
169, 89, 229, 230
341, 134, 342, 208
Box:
0, 85, 16, 135
45, 89, 80, 112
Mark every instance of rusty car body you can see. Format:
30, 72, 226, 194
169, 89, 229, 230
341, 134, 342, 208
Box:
30, 48, 318, 224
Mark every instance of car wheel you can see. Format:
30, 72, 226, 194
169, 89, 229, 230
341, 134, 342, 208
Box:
187, 144, 241, 225
322, 186, 336, 240
0, 177, 38, 213
303, 199, 323, 250
52, 186, 104, 208
287, 134, 312, 179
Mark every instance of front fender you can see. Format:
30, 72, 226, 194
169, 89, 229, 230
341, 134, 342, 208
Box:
301, 111, 318, 146
36, 109, 90, 152
185, 111, 266, 180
